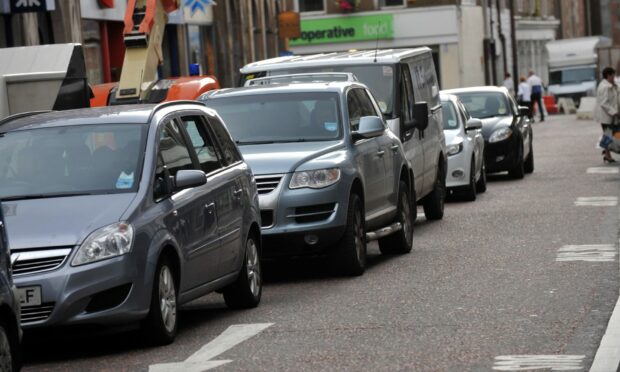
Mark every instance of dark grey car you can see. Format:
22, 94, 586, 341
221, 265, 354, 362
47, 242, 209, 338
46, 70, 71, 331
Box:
0, 102, 262, 344
0, 202, 20, 371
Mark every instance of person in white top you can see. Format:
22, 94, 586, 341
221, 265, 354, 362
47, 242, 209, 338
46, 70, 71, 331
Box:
527, 70, 545, 122
517, 75, 532, 119
502, 73, 514, 96
593, 67, 618, 163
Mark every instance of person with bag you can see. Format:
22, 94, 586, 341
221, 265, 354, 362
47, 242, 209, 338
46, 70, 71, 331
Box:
593, 66, 619, 163
517, 75, 532, 119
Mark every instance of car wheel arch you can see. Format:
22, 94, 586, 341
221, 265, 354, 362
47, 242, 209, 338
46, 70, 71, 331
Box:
349, 178, 364, 206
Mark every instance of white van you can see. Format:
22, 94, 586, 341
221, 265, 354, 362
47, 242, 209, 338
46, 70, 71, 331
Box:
240, 48, 447, 220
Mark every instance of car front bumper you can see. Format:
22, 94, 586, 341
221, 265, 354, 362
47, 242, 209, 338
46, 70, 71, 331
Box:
446, 150, 472, 188
258, 174, 350, 257
484, 135, 520, 173
14, 252, 150, 329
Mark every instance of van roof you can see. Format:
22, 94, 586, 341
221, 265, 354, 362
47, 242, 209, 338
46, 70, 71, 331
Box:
240, 48, 432, 74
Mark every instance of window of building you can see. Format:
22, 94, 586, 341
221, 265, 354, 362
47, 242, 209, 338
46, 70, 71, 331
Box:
297, 0, 326, 13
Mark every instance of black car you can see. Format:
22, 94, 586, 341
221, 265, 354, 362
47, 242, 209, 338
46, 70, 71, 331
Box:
0, 203, 21, 371
444, 86, 534, 179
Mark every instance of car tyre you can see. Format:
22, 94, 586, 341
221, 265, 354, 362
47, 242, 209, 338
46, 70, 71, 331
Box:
0, 324, 12, 372
423, 159, 446, 220
223, 233, 262, 309
476, 160, 487, 193
459, 158, 477, 201
524, 141, 534, 174
331, 193, 366, 276
509, 143, 525, 179
142, 257, 178, 345
379, 180, 414, 254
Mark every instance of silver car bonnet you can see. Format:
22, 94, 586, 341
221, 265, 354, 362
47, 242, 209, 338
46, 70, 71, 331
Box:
3, 194, 136, 250
239, 141, 344, 175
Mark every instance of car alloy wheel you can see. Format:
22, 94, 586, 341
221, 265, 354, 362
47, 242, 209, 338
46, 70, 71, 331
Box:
246, 237, 261, 298
159, 265, 177, 334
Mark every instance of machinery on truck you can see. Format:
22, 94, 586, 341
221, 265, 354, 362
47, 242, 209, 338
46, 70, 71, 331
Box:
0, 43, 91, 120
546, 36, 611, 105
91, 0, 219, 106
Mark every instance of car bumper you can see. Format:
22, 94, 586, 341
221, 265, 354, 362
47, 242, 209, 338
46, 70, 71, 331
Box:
14, 252, 150, 329
484, 135, 520, 173
446, 150, 472, 188
259, 177, 350, 257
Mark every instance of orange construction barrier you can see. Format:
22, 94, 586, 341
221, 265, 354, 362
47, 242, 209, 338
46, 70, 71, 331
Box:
543, 95, 559, 114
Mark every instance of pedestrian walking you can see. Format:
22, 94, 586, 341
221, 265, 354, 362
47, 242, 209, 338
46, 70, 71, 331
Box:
517, 75, 532, 119
502, 73, 515, 96
593, 66, 619, 163
527, 70, 545, 122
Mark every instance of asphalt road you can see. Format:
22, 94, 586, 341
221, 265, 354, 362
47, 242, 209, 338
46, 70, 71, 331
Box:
22, 114, 620, 371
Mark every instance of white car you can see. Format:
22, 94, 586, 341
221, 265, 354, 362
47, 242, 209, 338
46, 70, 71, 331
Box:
441, 93, 486, 201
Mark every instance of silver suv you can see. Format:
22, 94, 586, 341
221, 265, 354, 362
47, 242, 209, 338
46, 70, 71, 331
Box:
240, 48, 447, 220
200, 78, 418, 276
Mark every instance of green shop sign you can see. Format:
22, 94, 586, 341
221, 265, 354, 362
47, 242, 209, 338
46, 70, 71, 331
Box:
289, 14, 394, 46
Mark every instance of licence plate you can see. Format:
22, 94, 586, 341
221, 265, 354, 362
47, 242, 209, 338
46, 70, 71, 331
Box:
18, 286, 42, 307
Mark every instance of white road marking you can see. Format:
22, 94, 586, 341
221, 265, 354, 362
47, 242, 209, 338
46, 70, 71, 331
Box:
556, 244, 617, 262
492, 355, 585, 371
574, 197, 618, 206
149, 323, 273, 372
587, 167, 619, 174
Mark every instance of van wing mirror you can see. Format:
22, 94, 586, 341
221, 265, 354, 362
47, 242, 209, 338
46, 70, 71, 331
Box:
411, 102, 429, 131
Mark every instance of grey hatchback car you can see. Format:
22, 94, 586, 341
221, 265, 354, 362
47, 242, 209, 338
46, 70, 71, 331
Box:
0, 102, 262, 344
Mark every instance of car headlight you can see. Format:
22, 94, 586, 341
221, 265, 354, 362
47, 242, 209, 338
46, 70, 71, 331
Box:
447, 142, 463, 156
289, 168, 341, 189
489, 127, 512, 143
72, 222, 134, 266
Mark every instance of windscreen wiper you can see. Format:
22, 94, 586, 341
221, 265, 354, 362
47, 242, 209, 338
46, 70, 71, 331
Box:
1, 192, 94, 201
235, 140, 275, 145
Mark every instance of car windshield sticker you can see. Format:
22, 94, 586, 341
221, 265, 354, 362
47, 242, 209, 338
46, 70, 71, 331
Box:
498, 108, 507, 115
324, 122, 338, 132
116, 171, 135, 189
448, 119, 457, 128
383, 66, 393, 77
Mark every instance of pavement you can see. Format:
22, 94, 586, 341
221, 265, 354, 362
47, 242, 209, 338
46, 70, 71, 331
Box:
21, 114, 620, 371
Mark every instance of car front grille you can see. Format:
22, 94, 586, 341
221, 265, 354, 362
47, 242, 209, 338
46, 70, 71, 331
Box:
21, 303, 55, 324
255, 174, 284, 195
11, 248, 72, 276
290, 203, 337, 224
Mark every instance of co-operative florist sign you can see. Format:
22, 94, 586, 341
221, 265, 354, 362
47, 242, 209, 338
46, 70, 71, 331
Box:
289, 14, 393, 46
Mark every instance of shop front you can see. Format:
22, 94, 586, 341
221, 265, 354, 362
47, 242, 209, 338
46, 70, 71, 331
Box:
288, 5, 485, 89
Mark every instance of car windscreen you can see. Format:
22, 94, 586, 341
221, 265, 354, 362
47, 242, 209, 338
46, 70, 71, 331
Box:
205, 92, 342, 144
261, 65, 395, 115
549, 67, 596, 85
441, 101, 459, 130
0, 124, 147, 200
454, 92, 512, 119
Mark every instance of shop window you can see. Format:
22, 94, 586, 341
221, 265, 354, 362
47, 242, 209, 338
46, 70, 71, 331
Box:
380, 0, 405, 7
297, 0, 326, 13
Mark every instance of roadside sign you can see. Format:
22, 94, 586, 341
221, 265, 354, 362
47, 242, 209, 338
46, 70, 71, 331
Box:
289, 14, 394, 46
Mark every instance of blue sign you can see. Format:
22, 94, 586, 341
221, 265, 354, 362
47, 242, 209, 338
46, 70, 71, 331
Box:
184, 0, 215, 15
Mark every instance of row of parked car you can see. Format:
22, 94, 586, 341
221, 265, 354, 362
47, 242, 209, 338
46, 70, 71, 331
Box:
0, 47, 534, 369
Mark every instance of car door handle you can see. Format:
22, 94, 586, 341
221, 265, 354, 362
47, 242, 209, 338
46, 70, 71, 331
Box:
390, 144, 399, 152
233, 188, 243, 198
376, 150, 385, 157
205, 202, 215, 211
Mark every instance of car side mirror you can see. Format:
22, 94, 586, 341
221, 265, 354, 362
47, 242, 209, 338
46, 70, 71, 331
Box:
352, 116, 385, 141
406, 101, 429, 131
518, 106, 530, 117
174, 170, 207, 191
465, 118, 482, 131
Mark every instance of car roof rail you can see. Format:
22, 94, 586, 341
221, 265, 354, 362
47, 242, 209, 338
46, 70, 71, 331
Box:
149, 100, 206, 121
244, 73, 358, 87
0, 110, 53, 127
